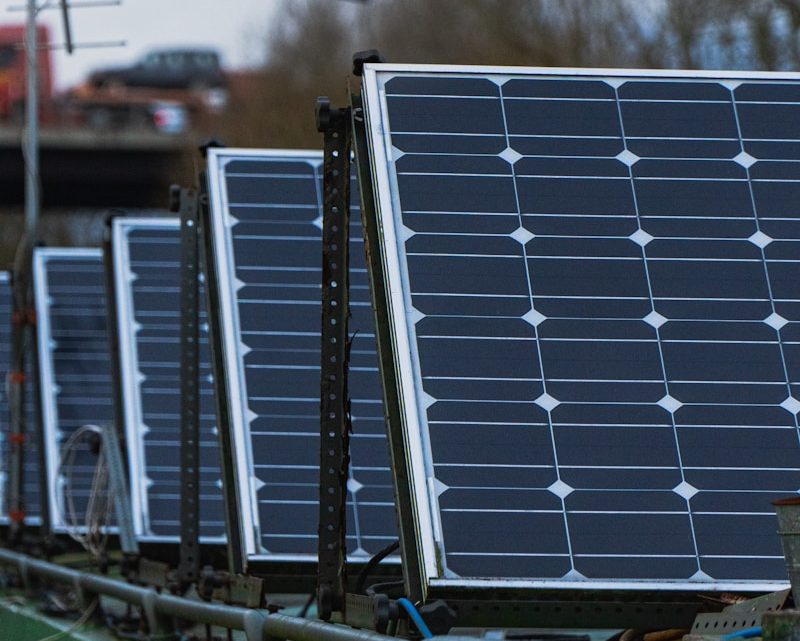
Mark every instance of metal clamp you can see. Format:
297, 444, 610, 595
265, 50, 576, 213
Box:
210, 571, 267, 609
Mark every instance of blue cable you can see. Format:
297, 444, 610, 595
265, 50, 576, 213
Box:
396, 597, 434, 639
721, 627, 762, 641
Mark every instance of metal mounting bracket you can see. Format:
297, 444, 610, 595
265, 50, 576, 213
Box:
128, 557, 171, 589
316, 96, 353, 620
209, 572, 267, 608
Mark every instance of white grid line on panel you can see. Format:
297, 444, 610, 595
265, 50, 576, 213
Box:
368, 68, 800, 590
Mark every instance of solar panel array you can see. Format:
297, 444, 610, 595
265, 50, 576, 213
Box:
361, 65, 800, 591
111, 217, 225, 542
206, 149, 396, 563
35, 248, 115, 532
0, 272, 41, 525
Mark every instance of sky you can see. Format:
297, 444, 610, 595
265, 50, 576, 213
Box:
0, 0, 280, 90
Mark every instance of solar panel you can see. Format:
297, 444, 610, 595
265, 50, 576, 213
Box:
34, 248, 115, 533
111, 217, 226, 542
0, 272, 41, 526
360, 64, 800, 592
205, 148, 396, 565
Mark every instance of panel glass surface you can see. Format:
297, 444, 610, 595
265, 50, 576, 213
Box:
35, 248, 114, 532
206, 149, 396, 563
362, 65, 800, 590
112, 218, 226, 542
0, 272, 41, 525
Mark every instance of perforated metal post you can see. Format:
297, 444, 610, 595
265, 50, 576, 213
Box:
316, 98, 353, 620
6, 0, 41, 542
178, 187, 201, 589
6, 292, 30, 541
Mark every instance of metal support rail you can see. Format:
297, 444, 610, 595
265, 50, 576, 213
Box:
0, 548, 433, 641
6, 300, 29, 540
178, 187, 201, 590
316, 97, 353, 620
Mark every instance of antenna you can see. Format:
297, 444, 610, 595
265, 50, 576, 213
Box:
23, 0, 37, 258
59, 0, 73, 54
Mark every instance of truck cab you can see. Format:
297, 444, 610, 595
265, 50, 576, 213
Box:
0, 24, 53, 123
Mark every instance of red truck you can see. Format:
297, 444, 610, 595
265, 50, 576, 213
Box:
0, 23, 54, 123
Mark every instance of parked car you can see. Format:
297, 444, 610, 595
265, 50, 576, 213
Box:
88, 48, 226, 90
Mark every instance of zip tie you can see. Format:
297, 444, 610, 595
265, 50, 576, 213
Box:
8, 511, 25, 523
8, 371, 25, 384
8, 433, 26, 445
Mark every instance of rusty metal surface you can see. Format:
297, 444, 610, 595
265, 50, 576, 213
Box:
690, 590, 790, 638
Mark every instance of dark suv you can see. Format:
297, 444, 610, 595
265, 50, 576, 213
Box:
89, 48, 226, 90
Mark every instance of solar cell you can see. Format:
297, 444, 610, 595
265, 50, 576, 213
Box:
111, 217, 226, 542
205, 148, 396, 565
360, 65, 800, 592
34, 248, 115, 533
0, 272, 41, 525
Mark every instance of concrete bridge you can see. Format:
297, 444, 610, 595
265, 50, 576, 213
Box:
0, 127, 192, 209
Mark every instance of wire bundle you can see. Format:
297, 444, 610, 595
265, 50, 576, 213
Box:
57, 424, 114, 556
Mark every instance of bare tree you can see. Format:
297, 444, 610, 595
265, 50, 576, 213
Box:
211, 0, 800, 148
5, 0, 800, 261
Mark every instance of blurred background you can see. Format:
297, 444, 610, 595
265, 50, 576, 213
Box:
2, 0, 800, 264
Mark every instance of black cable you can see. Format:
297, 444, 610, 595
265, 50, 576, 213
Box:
298, 591, 316, 618
365, 579, 405, 598
355, 540, 400, 595
104, 613, 147, 641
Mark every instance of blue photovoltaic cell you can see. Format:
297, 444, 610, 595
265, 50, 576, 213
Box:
362, 66, 800, 590
35, 248, 115, 532
0, 272, 41, 525
206, 149, 396, 563
112, 217, 225, 542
